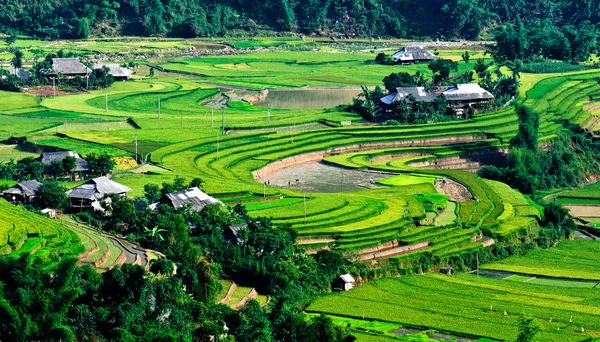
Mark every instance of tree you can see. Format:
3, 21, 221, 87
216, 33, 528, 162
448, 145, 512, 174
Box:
516, 315, 539, 342
189, 177, 204, 189
510, 105, 539, 151
461, 50, 470, 63
383, 72, 426, 92
62, 156, 77, 179
428, 59, 458, 83
38, 180, 69, 210
87, 152, 115, 176
144, 183, 161, 202
10, 48, 23, 69
473, 58, 489, 76
234, 300, 273, 342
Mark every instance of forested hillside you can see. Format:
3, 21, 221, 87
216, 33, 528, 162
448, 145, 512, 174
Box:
2, 0, 600, 40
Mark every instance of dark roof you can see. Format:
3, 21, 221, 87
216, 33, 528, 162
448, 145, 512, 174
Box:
3, 180, 42, 197
443, 84, 494, 101
228, 223, 248, 237
8, 68, 30, 79
164, 187, 222, 212
46, 58, 91, 76
93, 64, 132, 78
380, 87, 436, 105
392, 46, 437, 62
39, 151, 91, 173
225, 223, 247, 245
66, 176, 131, 200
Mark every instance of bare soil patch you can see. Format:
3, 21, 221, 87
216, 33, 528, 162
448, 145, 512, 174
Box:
26, 86, 89, 97
565, 205, 600, 218
435, 179, 473, 201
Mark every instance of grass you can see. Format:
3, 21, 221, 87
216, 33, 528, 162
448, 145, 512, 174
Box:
307, 273, 600, 342
216, 280, 233, 302
228, 285, 253, 306
378, 174, 436, 187
482, 240, 600, 281
560, 182, 600, 200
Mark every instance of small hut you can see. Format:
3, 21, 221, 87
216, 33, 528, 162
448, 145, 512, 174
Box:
334, 274, 355, 291
224, 223, 247, 246
93, 64, 132, 81
440, 267, 455, 275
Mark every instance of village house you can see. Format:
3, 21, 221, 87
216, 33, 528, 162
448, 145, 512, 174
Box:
224, 223, 247, 245
8, 67, 30, 79
443, 83, 494, 108
93, 64, 132, 81
333, 274, 355, 291
38, 151, 91, 179
2, 180, 42, 204
377, 83, 493, 118
66, 176, 131, 210
44, 58, 91, 79
152, 187, 222, 212
392, 46, 437, 64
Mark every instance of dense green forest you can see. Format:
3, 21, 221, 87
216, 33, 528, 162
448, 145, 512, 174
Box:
2, 0, 600, 40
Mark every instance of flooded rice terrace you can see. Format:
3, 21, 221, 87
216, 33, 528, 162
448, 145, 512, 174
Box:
256, 87, 364, 109
261, 161, 393, 193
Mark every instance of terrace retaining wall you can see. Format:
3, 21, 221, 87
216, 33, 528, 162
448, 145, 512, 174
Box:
358, 241, 430, 262
253, 135, 487, 181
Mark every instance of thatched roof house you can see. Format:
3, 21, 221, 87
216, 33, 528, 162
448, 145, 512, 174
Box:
392, 46, 437, 63
93, 64, 132, 81
45, 58, 91, 78
66, 176, 131, 210
2, 180, 42, 204
154, 187, 222, 212
380, 87, 436, 105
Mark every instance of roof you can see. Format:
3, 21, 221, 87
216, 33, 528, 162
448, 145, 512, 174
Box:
228, 223, 248, 237
380, 87, 436, 105
443, 84, 494, 101
3, 180, 42, 197
93, 64, 132, 78
67, 176, 131, 200
339, 274, 355, 283
46, 58, 91, 76
165, 187, 222, 212
392, 46, 437, 62
8, 68, 30, 79
39, 151, 91, 173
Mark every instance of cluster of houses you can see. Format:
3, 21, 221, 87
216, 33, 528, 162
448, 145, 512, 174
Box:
3, 57, 132, 81
1, 150, 221, 214
378, 83, 494, 117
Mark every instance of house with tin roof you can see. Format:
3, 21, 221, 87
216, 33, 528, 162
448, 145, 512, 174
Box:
153, 187, 222, 213
93, 64, 132, 81
2, 180, 42, 204
392, 46, 437, 64
66, 176, 131, 210
38, 151, 91, 179
442, 83, 494, 107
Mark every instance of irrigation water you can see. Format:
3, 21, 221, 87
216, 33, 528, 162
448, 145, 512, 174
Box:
256, 87, 365, 109
262, 161, 392, 192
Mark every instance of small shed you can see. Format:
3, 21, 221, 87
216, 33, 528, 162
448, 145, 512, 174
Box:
334, 274, 355, 291
440, 267, 455, 275
41, 208, 57, 219
2, 180, 42, 204
224, 223, 247, 245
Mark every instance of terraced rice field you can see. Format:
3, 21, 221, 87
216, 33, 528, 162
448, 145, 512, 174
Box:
307, 273, 600, 342
0, 199, 83, 263
482, 240, 600, 281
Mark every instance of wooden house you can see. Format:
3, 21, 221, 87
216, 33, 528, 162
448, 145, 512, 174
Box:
38, 151, 91, 179
2, 180, 42, 204
44, 58, 91, 79
93, 64, 132, 81
442, 83, 494, 110
66, 176, 131, 210
333, 274, 355, 291
392, 46, 437, 64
